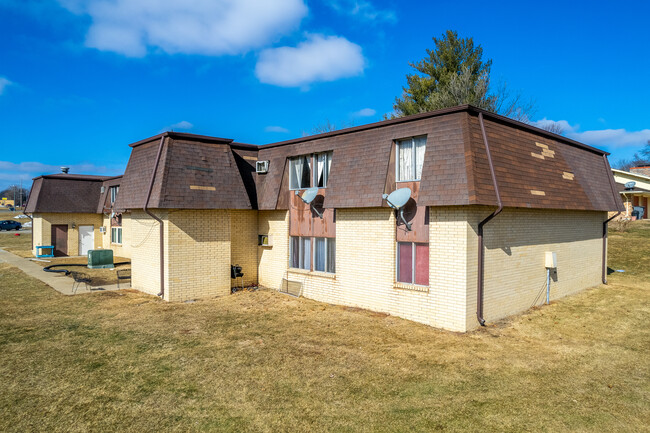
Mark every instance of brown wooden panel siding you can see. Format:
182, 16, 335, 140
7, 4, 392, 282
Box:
394, 181, 429, 243
289, 189, 335, 237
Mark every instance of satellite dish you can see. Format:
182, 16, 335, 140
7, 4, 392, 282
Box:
382, 187, 413, 231
625, 181, 636, 190
295, 187, 323, 218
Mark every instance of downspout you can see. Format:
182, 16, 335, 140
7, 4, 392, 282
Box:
144, 135, 166, 298
476, 112, 503, 326
602, 154, 621, 284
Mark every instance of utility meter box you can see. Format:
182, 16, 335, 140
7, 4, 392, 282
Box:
545, 251, 557, 269
88, 249, 114, 269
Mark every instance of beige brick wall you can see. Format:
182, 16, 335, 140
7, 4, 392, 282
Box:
130, 210, 167, 297
31, 212, 103, 256
100, 213, 132, 259
165, 210, 231, 302
123, 205, 606, 333
257, 210, 289, 290
230, 210, 258, 287
468, 207, 605, 329
429, 207, 476, 331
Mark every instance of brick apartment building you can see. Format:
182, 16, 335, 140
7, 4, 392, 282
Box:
25, 105, 623, 331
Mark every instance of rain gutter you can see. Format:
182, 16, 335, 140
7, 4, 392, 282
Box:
144, 135, 166, 298
476, 112, 503, 326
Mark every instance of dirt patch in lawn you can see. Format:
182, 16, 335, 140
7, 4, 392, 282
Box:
29, 256, 131, 286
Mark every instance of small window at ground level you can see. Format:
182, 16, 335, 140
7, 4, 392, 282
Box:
397, 242, 428, 285
111, 227, 122, 245
290, 236, 311, 270
397, 136, 426, 181
314, 237, 335, 273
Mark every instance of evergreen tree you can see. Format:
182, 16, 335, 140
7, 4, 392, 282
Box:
392, 30, 534, 122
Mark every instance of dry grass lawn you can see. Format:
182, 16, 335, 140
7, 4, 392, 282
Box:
0, 222, 648, 432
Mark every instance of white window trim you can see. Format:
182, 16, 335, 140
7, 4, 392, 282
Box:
396, 241, 428, 286
290, 236, 310, 270
313, 237, 335, 274
290, 236, 336, 274
110, 186, 119, 204
289, 152, 332, 191
111, 227, 123, 245
396, 136, 426, 182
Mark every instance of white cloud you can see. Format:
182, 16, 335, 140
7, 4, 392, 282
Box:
354, 108, 376, 117
568, 128, 650, 149
57, 0, 308, 57
531, 118, 578, 134
327, 0, 396, 23
532, 117, 650, 149
255, 34, 365, 88
0, 77, 12, 95
265, 126, 290, 133
160, 120, 193, 132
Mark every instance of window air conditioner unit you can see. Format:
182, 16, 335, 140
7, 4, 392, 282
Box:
256, 160, 269, 174
99, 227, 106, 233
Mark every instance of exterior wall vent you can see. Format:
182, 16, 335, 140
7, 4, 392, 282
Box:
256, 160, 269, 174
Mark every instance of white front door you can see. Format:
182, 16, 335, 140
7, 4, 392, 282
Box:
79, 225, 94, 256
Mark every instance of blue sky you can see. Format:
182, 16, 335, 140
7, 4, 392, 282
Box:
1, 0, 649, 192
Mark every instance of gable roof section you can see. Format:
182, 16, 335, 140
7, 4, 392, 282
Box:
115, 132, 256, 211
25, 174, 113, 213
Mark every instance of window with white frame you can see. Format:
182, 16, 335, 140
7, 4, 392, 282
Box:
290, 236, 311, 270
396, 136, 427, 181
314, 237, 335, 273
397, 242, 429, 285
315, 152, 332, 188
290, 236, 336, 273
289, 152, 332, 190
110, 186, 119, 204
111, 227, 122, 244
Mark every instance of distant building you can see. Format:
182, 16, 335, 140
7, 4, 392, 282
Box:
612, 168, 650, 220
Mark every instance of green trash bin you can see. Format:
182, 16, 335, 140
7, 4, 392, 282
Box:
88, 249, 114, 269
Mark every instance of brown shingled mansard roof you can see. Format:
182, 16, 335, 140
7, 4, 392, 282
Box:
71, 105, 623, 214
114, 132, 257, 211
25, 174, 119, 214
255, 105, 623, 212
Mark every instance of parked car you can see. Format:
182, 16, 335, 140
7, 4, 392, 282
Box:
7, 207, 15, 211
0, 220, 21, 230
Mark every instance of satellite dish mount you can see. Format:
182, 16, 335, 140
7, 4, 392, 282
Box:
382, 187, 412, 231
296, 187, 323, 218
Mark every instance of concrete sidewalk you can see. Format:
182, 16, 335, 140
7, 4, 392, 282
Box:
0, 249, 121, 295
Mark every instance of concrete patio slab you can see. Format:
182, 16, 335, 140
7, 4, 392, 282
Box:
0, 248, 122, 295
